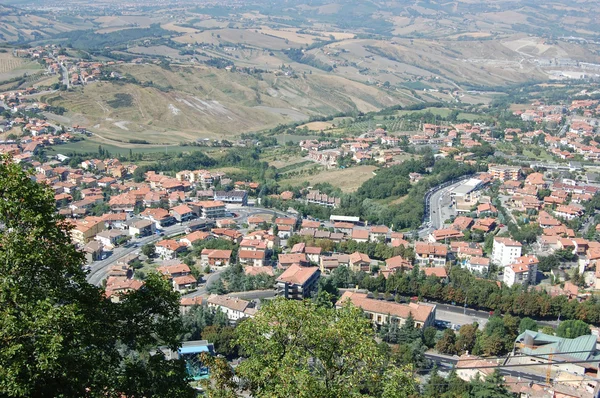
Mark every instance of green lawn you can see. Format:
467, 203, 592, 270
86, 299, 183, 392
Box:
48, 138, 214, 156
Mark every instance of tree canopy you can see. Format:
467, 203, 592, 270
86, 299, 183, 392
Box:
0, 158, 193, 397
233, 298, 416, 398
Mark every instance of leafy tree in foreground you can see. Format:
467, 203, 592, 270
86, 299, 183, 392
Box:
0, 158, 193, 397
234, 298, 412, 398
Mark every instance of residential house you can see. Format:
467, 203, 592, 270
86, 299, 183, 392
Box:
319, 254, 350, 274
336, 291, 436, 329
276, 264, 320, 300
238, 250, 266, 267
200, 249, 232, 268
95, 229, 127, 249
157, 263, 191, 280
465, 256, 490, 275
105, 277, 143, 303
305, 246, 322, 264
82, 240, 103, 263
180, 296, 203, 315
207, 295, 257, 324
71, 216, 106, 245
189, 201, 227, 219
453, 216, 474, 231
351, 229, 370, 243
369, 226, 389, 242
140, 208, 175, 229
172, 275, 197, 292
128, 219, 155, 237
472, 218, 497, 234
504, 261, 537, 287
415, 242, 448, 267
180, 231, 211, 247
277, 225, 293, 239
211, 228, 242, 243
488, 165, 521, 181
155, 239, 187, 260
278, 253, 309, 268
349, 252, 371, 272
555, 205, 584, 221
381, 255, 413, 278
170, 204, 196, 223
428, 228, 464, 243
476, 203, 497, 217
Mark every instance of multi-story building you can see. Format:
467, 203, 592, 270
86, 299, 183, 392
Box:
336, 291, 436, 329
127, 219, 155, 237
189, 201, 227, 219
238, 250, 266, 267
140, 208, 175, 229
488, 165, 521, 181
276, 264, 320, 300
200, 249, 232, 268
415, 242, 448, 267
155, 239, 187, 260
214, 190, 248, 206
504, 261, 537, 287
492, 237, 522, 267
170, 204, 197, 223
207, 295, 257, 324
71, 216, 106, 245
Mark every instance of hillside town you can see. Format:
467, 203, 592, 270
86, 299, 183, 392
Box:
6, 50, 600, 396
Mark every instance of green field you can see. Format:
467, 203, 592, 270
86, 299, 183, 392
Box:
48, 138, 212, 156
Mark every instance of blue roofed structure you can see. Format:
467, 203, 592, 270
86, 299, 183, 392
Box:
157, 340, 215, 380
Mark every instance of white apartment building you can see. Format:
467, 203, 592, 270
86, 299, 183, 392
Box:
504, 262, 537, 287
492, 237, 522, 267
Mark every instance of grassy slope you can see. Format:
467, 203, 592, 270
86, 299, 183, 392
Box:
42, 63, 409, 143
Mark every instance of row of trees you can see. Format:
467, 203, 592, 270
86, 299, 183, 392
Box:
330, 265, 600, 325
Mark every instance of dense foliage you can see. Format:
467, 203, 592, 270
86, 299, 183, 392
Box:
232, 298, 418, 398
55, 24, 171, 50
0, 158, 193, 397
335, 265, 600, 325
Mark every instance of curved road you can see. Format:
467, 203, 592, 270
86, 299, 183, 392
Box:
86, 205, 291, 288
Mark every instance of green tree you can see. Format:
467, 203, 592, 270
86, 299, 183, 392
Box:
436, 329, 458, 355
0, 158, 193, 397
142, 243, 156, 258
556, 320, 591, 339
469, 370, 513, 398
199, 353, 238, 398
202, 325, 238, 358
380, 366, 419, 398
423, 366, 447, 397
519, 317, 539, 333
455, 323, 478, 354
423, 326, 438, 348
234, 298, 396, 398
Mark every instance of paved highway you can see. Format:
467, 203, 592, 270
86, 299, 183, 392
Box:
418, 179, 466, 238
228, 205, 291, 225
431, 301, 558, 329
86, 223, 190, 286
86, 205, 291, 287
